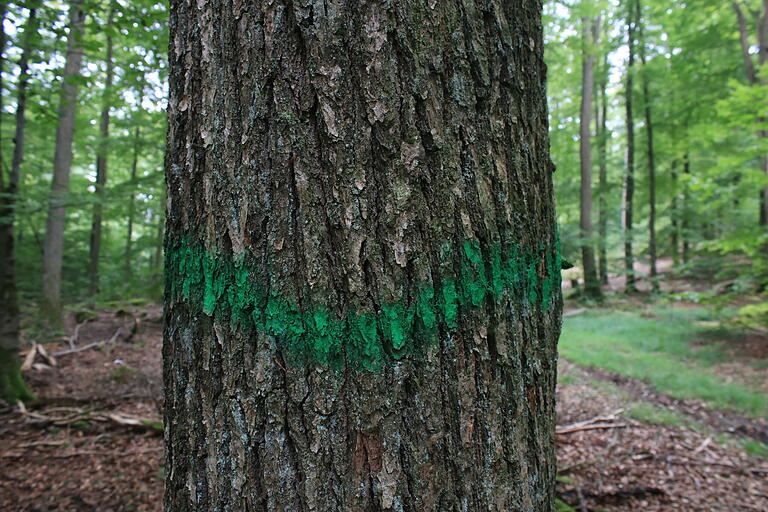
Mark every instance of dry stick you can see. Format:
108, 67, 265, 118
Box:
1, 447, 161, 459
663, 454, 768, 475
53, 326, 122, 357
68, 321, 87, 350
556, 422, 628, 435
16, 401, 162, 433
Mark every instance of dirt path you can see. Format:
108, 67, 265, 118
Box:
556, 359, 768, 511
579, 364, 768, 444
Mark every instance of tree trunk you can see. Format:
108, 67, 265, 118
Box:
624, 0, 637, 292
0, 5, 37, 403
88, 3, 115, 297
733, 1, 768, 225
125, 123, 140, 277
637, 0, 657, 292
164, 2, 561, 510
41, 0, 86, 329
682, 153, 691, 263
580, 14, 602, 299
597, 52, 609, 285
670, 160, 679, 265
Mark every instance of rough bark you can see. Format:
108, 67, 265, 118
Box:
0, 5, 37, 404
637, 0, 657, 292
88, 3, 115, 297
41, 0, 86, 328
624, 0, 637, 292
579, 14, 601, 299
164, 1, 561, 511
597, 52, 609, 285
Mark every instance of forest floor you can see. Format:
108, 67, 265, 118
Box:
1, 293, 767, 511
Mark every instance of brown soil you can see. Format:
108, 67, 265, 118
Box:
1, 307, 766, 511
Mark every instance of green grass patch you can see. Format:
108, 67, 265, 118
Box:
559, 308, 768, 418
741, 439, 768, 459
627, 402, 691, 428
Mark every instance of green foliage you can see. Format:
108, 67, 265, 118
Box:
735, 302, 768, 330
2, 0, 168, 307
545, 0, 768, 289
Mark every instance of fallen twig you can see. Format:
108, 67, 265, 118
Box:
53, 327, 123, 357
16, 402, 163, 434
69, 321, 88, 350
1, 447, 161, 459
556, 409, 626, 435
556, 422, 628, 435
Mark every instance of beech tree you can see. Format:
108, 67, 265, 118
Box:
164, 1, 562, 510
41, 0, 86, 328
579, 10, 602, 298
0, 3, 37, 404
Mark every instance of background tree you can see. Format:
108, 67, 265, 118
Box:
580, 7, 603, 299
88, 1, 115, 297
41, 0, 86, 329
624, 0, 638, 292
164, 1, 561, 509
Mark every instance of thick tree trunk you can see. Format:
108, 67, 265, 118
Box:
624, 0, 637, 292
637, 0, 657, 292
0, 6, 37, 404
597, 53, 609, 285
89, 4, 115, 297
579, 15, 601, 299
41, 0, 86, 328
164, 1, 561, 510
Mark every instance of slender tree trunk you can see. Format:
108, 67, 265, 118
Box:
580, 15, 602, 299
682, 153, 691, 263
88, 4, 115, 297
759, 2, 768, 226
41, 0, 86, 329
0, 6, 37, 403
164, 2, 561, 510
125, 124, 140, 277
624, 0, 638, 292
597, 53, 609, 285
670, 160, 679, 265
637, 0, 658, 292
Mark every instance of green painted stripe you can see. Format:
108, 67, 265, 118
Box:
165, 235, 561, 370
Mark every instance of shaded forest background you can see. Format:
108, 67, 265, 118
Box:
2, 0, 767, 325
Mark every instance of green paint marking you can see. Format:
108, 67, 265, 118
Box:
166, 235, 562, 370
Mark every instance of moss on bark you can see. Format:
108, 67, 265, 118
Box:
0, 347, 35, 404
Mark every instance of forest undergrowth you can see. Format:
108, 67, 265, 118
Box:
1, 283, 767, 511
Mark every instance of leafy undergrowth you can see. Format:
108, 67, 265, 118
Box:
559, 307, 768, 417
